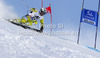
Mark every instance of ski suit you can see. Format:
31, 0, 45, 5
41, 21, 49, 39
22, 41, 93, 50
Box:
19, 8, 44, 27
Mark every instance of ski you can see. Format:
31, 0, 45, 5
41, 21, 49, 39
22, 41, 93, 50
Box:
5, 19, 43, 33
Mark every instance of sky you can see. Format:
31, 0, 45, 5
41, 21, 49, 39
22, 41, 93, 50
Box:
0, 0, 100, 50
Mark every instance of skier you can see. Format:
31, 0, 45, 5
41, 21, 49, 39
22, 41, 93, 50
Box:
16, 8, 47, 32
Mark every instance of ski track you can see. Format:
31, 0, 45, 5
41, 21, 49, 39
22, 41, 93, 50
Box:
0, 18, 100, 58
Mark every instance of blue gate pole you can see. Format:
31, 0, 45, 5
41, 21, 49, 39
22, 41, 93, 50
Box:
77, 0, 84, 44
94, 27, 98, 49
77, 22, 81, 44
94, 0, 100, 49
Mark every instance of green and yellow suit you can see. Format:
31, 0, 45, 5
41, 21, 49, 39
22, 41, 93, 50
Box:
17, 8, 44, 31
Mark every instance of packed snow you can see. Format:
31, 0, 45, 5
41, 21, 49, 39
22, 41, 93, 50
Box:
0, 18, 100, 58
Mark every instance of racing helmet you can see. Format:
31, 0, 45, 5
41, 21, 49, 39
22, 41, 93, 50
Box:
40, 8, 47, 15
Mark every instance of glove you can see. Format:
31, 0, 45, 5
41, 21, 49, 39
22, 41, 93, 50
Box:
40, 26, 44, 32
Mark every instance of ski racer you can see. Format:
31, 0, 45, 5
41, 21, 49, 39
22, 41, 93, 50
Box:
16, 8, 47, 32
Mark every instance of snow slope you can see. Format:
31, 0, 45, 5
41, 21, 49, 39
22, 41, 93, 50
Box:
0, 18, 100, 58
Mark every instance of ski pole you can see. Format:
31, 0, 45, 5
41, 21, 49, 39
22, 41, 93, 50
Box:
21, 0, 29, 9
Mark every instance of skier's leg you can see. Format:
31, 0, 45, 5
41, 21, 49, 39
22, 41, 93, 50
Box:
33, 20, 38, 24
26, 15, 31, 22
20, 17, 27, 24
